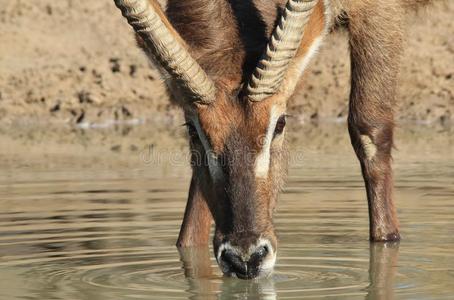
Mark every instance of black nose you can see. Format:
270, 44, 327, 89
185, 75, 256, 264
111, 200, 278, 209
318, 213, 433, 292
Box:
221, 245, 269, 279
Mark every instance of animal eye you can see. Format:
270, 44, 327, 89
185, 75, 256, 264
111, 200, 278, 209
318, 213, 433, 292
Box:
184, 123, 199, 140
274, 115, 286, 136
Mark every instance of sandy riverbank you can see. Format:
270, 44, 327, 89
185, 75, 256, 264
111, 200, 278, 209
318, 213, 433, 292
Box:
0, 1, 452, 126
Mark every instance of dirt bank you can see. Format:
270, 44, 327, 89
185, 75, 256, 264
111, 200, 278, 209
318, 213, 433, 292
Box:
0, 1, 452, 126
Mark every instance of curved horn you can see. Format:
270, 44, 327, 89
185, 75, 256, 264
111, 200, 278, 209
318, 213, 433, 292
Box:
114, 0, 216, 104
246, 0, 318, 101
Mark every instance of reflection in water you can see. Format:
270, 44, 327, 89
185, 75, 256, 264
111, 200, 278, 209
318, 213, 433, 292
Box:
366, 243, 399, 300
179, 247, 220, 300
0, 160, 453, 299
0, 125, 453, 299
179, 247, 277, 300
178, 243, 400, 300
179, 247, 215, 280
219, 277, 276, 300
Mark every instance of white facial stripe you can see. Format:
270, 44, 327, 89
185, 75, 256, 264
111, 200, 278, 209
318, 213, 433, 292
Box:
192, 117, 223, 180
255, 105, 280, 178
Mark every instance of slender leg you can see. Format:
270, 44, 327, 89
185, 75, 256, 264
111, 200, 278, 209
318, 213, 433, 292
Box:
347, 3, 403, 241
176, 175, 213, 247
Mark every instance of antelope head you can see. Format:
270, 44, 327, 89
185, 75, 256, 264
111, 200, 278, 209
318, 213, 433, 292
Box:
115, 0, 329, 279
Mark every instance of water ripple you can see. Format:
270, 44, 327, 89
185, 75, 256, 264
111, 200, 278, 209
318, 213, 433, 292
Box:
0, 161, 453, 299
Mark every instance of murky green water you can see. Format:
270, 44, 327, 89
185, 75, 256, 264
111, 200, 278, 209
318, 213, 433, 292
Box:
0, 124, 453, 299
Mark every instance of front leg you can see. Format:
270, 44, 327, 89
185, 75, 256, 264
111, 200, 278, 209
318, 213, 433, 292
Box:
347, 3, 403, 241
176, 175, 213, 247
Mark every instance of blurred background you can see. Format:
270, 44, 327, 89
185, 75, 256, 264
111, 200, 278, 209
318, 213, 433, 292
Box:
0, 0, 452, 126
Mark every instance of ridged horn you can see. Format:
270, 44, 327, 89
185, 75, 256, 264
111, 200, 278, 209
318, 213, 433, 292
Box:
246, 0, 318, 101
114, 0, 216, 104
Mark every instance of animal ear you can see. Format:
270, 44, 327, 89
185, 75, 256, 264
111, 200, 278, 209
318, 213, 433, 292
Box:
279, 1, 330, 98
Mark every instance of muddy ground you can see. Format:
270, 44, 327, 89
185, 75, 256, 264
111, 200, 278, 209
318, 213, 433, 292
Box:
0, 0, 453, 127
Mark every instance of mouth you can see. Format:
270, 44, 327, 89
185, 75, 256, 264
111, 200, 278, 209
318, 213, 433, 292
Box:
216, 242, 277, 280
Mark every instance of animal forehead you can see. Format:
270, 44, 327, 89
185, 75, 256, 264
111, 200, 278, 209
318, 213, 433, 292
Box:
196, 99, 278, 152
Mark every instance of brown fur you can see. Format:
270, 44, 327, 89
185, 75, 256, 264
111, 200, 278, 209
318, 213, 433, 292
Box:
131, 0, 433, 275
176, 176, 213, 247
343, 0, 407, 241
296, 1, 326, 57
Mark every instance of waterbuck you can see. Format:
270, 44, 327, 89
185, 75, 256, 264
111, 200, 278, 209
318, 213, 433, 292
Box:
114, 0, 430, 279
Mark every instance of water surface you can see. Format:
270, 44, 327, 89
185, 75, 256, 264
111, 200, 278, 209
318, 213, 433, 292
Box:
0, 124, 453, 299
